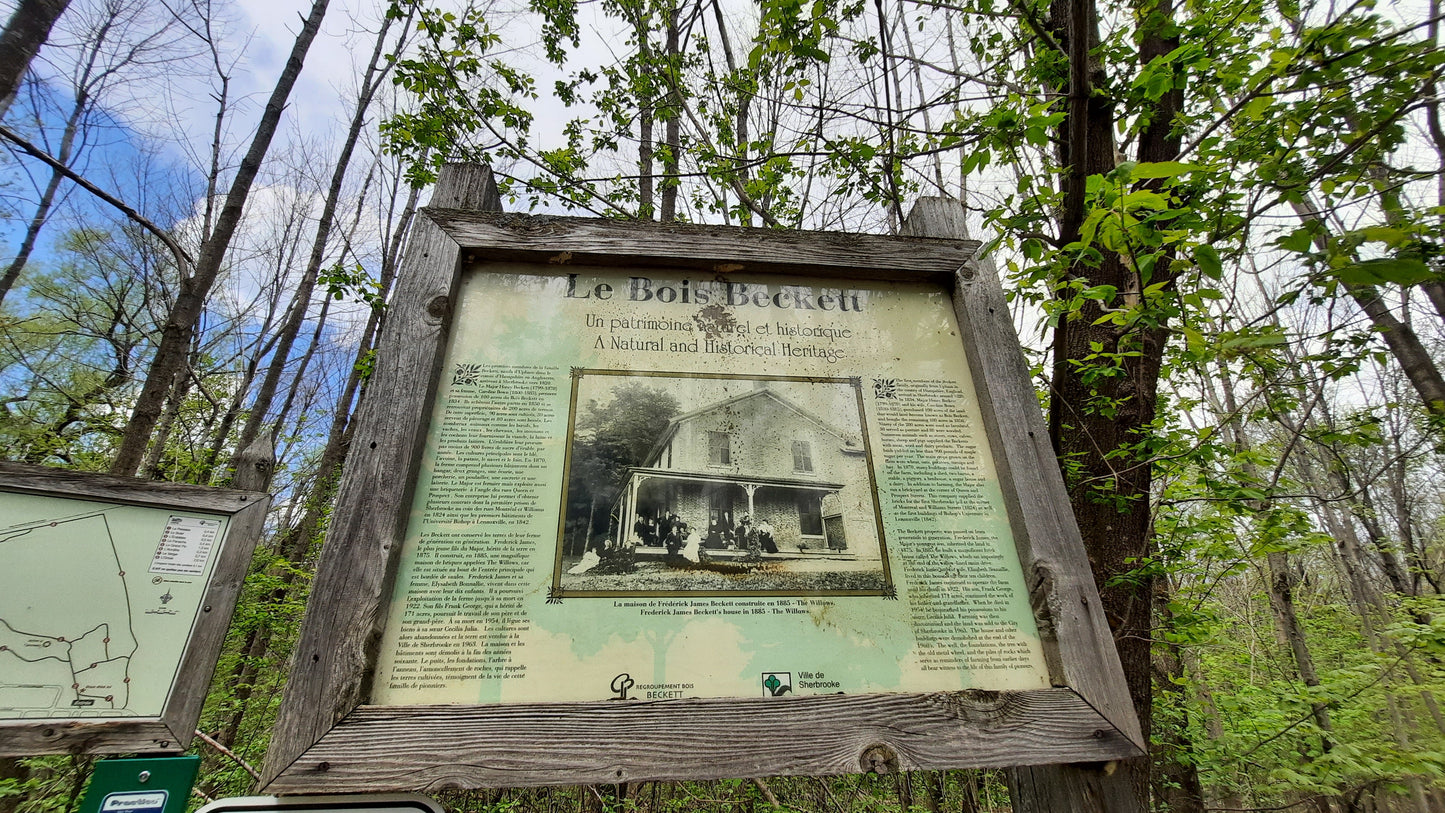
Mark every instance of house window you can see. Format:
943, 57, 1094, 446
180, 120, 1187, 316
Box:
708, 431, 730, 465
797, 493, 824, 536
792, 440, 813, 472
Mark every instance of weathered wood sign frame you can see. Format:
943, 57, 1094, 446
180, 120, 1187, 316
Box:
0, 463, 269, 756
260, 169, 1143, 793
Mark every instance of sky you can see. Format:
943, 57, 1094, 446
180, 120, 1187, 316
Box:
227, 0, 605, 163
231, 0, 391, 138
0, 0, 637, 393
0, 0, 418, 305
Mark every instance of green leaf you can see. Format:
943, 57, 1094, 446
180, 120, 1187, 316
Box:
1193, 244, 1223, 279
1355, 225, 1410, 247
1333, 258, 1434, 287
1129, 161, 1201, 179
1223, 333, 1287, 350
1279, 226, 1315, 253
1121, 190, 1170, 210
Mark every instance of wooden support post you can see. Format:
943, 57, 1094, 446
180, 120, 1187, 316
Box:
232, 433, 276, 494
259, 162, 502, 788
901, 197, 1144, 813
1007, 763, 1141, 812
430, 162, 503, 212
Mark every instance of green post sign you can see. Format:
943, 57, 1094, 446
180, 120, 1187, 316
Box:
78, 756, 200, 813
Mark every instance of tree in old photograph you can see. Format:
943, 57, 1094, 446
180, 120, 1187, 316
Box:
564, 380, 680, 553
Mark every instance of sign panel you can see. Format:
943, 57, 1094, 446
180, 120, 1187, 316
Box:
0, 466, 268, 755
372, 267, 1049, 706
261, 196, 1142, 793
0, 498, 230, 718
78, 756, 200, 813
197, 794, 443, 813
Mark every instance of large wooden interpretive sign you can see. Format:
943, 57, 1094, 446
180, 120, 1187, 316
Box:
0, 464, 268, 755
261, 173, 1143, 793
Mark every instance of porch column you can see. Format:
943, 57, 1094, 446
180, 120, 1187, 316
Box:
627, 475, 648, 542
743, 482, 759, 516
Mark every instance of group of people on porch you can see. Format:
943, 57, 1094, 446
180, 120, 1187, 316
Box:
633, 512, 779, 554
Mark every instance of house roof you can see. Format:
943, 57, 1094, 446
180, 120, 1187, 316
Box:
642, 387, 857, 466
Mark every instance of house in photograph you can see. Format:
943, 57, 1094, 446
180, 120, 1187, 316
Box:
612, 386, 881, 561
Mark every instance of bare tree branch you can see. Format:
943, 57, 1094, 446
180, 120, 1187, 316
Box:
0, 122, 194, 271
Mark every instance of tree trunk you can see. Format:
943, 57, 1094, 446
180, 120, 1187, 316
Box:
1352, 482, 1412, 597
1024, 0, 1190, 805
226, 12, 396, 470
0, 757, 27, 813
659, 0, 680, 222
110, 0, 330, 477
1332, 522, 1432, 813
1213, 362, 1337, 760
1385, 440, 1439, 594
894, 772, 912, 812
0, 0, 70, 117
1152, 577, 1206, 813
1315, 476, 1445, 737
636, 14, 655, 221
0, 161, 65, 304
197, 323, 283, 483
1263, 550, 1335, 744
706, 0, 750, 226
141, 338, 198, 480
959, 771, 981, 813
922, 771, 943, 813
1290, 198, 1445, 419
271, 286, 333, 431
1038, 0, 1156, 798
1184, 650, 1247, 811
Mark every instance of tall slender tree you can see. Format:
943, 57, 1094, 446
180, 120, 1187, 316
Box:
110, 0, 329, 477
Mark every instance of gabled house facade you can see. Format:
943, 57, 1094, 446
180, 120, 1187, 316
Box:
612, 386, 881, 560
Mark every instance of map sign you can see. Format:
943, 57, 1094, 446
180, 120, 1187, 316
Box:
0, 492, 231, 720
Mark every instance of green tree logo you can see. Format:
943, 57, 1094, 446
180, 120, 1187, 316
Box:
762, 673, 791, 697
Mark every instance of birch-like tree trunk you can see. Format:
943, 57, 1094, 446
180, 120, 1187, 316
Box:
659, 0, 680, 222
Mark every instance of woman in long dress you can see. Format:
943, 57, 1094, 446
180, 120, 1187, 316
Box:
568, 543, 604, 574
681, 528, 703, 563
758, 520, 777, 553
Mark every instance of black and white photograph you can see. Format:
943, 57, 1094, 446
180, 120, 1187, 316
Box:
554, 371, 890, 596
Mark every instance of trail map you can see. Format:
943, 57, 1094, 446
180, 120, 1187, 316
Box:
0, 493, 229, 720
